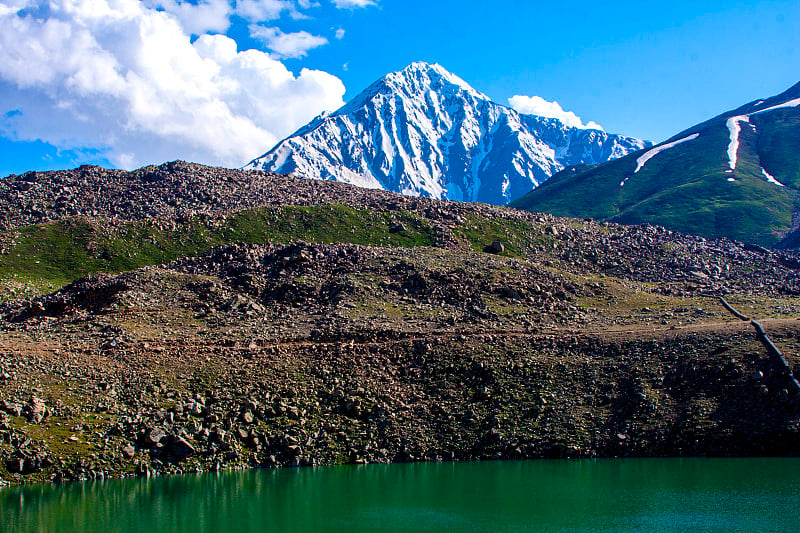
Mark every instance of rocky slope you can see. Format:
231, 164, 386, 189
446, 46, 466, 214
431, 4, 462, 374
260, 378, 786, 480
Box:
0, 161, 418, 231
245, 62, 649, 205
511, 81, 800, 248
0, 162, 799, 487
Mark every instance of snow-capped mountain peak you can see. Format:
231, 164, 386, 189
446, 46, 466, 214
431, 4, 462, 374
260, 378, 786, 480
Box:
245, 62, 650, 205
336, 62, 489, 118
387, 61, 489, 100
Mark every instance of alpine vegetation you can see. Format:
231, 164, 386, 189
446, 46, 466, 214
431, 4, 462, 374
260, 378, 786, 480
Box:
512, 81, 800, 247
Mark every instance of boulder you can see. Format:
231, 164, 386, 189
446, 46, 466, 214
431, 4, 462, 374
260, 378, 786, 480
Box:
484, 241, 504, 254
121, 445, 136, 459
144, 428, 167, 447
2, 400, 22, 417
26, 397, 48, 424
170, 437, 196, 458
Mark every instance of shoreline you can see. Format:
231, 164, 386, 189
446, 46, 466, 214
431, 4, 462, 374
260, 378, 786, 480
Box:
5, 452, 800, 490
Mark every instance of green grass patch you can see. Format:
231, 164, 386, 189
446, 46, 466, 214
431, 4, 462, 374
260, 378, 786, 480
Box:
511, 114, 800, 247
0, 205, 437, 299
454, 215, 546, 257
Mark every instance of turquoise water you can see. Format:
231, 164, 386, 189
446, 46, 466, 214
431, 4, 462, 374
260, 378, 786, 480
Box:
2, 458, 799, 532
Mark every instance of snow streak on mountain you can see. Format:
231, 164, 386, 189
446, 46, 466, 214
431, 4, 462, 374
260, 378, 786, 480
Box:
245, 62, 650, 205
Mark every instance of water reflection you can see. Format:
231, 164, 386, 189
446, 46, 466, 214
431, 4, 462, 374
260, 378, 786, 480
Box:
2, 458, 799, 532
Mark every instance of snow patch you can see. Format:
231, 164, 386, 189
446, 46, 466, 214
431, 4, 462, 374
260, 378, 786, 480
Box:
762, 168, 785, 187
750, 97, 800, 116
720, 97, 800, 173
726, 116, 749, 171
634, 133, 700, 174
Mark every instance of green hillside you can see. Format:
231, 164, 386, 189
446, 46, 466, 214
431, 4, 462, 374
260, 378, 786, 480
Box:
511, 83, 800, 248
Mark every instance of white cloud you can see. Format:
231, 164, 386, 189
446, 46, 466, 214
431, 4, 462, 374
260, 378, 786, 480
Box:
143, 0, 233, 35
0, 0, 345, 169
508, 95, 604, 130
234, 0, 292, 22
332, 0, 375, 8
0, 0, 26, 12
335, 28, 345, 39
249, 25, 328, 58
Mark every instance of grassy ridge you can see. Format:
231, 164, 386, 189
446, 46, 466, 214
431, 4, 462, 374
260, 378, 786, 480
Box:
755, 111, 800, 189
453, 214, 555, 257
511, 107, 800, 247
0, 205, 437, 296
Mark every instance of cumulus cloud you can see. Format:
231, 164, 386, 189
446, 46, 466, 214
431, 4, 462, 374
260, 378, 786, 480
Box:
332, 0, 375, 8
0, 0, 346, 169
508, 95, 604, 130
143, 0, 233, 35
249, 25, 328, 58
142, 0, 305, 33
235, 0, 293, 22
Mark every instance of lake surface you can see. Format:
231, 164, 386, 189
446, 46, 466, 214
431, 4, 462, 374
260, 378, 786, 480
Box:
2, 458, 799, 532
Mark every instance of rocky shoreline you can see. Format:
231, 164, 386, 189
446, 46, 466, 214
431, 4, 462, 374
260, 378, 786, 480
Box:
1, 242, 798, 487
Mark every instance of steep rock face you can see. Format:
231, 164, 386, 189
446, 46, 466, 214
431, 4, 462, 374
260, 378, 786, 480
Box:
245, 62, 649, 205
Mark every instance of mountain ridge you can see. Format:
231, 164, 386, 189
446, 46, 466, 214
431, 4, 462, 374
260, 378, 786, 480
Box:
245, 62, 650, 205
669, 80, 800, 142
511, 80, 800, 247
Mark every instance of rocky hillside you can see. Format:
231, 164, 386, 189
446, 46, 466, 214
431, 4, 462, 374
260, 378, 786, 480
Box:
511, 81, 800, 248
0, 161, 425, 231
0, 162, 799, 487
245, 62, 649, 205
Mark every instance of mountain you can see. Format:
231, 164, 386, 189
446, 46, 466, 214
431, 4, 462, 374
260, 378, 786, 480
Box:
245, 62, 649, 205
511, 81, 800, 248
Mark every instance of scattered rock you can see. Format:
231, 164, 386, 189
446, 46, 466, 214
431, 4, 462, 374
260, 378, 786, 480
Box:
484, 241, 504, 254
121, 445, 136, 459
170, 437, 196, 458
144, 428, 167, 447
25, 397, 48, 424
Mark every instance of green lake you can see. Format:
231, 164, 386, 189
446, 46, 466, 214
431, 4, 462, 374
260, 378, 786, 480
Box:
2, 458, 799, 532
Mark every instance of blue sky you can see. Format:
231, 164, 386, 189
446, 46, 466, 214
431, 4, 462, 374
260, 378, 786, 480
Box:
0, 0, 798, 176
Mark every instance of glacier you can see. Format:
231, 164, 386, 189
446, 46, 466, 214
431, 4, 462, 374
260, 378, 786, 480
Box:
245, 62, 651, 205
